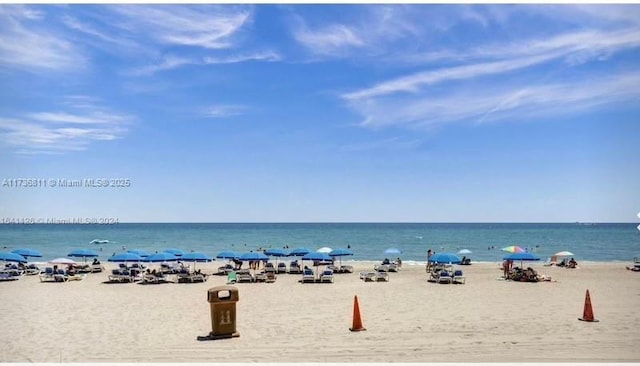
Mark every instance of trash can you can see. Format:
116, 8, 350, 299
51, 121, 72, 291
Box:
206, 285, 239, 339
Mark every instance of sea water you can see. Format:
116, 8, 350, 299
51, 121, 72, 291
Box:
0, 223, 638, 263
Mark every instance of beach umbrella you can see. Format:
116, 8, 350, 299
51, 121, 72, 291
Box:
0, 252, 27, 263
384, 248, 402, 255
554, 251, 574, 257
143, 252, 178, 263
48, 257, 77, 266
127, 249, 150, 258
302, 252, 333, 280
288, 248, 311, 257
216, 251, 240, 260
68, 249, 99, 263
163, 248, 185, 257
457, 249, 472, 255
316, 246, 333, 254
11, 248, 42, 258
108, 252, 143, 262
239, 252, 269, 274
329, 248, 353, 267
503, 252, 540, 269
501, 245, 526, 253
264, 248, 288, 267
428, 252, 462, 264
180, 252, 213, 270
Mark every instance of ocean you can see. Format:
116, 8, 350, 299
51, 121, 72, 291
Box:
1, 223, 638, 263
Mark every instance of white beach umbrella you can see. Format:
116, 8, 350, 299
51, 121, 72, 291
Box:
554, 251, 574, 257
316, 247, 333, 254
48, 257, 77, 265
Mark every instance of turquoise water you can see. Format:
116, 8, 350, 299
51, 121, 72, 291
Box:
0, 223, 638, 263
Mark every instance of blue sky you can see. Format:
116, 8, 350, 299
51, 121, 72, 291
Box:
1, 4, 639, 223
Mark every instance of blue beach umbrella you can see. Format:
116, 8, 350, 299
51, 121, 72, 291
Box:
181, 252, 213, 270
302, 252, 332, 262
144, 252, 178, 263
288, 247, 311, 257
127, 249, 150, 258
503, 252, 540, 269
238, 252, 269, 262
329, 248, 353, 267
0, 252, 27, 263
163, 248, 185, 257
11, 248, 42, 258
428, 252, 462, 264
264, 248, 288, 267
108, 252, 143, 262
68, 249, 99, 263
216, 251, 240, 260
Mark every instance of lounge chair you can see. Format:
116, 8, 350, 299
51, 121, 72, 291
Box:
264, 263, 276, 273
265, 271, 277, 283
108, 269, 134, 283
320, 269, 334, 283
0, 269, 21, 281
237, 270, 253, 283
39, 267, 56, 282
374, 264, 390, 272
24, 264, 40, 276
289, 261, 302, 274
218, 263, 234, 275
276, 262, 287, 273
359, 271, 376, 282
453, 270, 466, 284
254, 272, 267, 282
375, 270, 389, 282
339, 265, 354, 273
438, 270, 453, 284
91, 263, 105, 273
388, 263, 398, 272
226, 271, 237, 284
301, 268, 315, 283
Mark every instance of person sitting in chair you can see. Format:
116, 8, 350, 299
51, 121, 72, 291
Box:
567, 258, 577, 268
382, 258, 390, 265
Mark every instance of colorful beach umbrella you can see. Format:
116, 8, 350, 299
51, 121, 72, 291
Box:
501, 245, 526, 253
11, 248, 42, 258
0, 252, 27, 263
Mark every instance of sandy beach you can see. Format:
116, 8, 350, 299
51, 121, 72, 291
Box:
1, 261, 639, 363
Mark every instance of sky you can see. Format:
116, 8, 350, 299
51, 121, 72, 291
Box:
1, 4, 639, 223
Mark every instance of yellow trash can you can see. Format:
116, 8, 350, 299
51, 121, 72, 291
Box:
205, 285, 240, 340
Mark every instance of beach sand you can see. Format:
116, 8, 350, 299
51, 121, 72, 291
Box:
1, 261, 639, 362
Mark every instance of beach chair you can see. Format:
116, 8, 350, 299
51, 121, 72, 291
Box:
218, 263, 234, 275
375, 270, 389, 282
237, 270, 253, 283
438, 270, 453, 284
339, 265, 354, 273
24, 264, 40, 276
320, 269, 334, 283
374, 264, 390, 272
255, 272, 267, 282
226, 271, 237, 284
54, 268, 69, 282
277, 262, 287, 273
360, 271, 376, 282
91, 263, 105, 273
453, 270, 466, 284
0, 269, 21, 281
289, 261, 302, 274
301, 268, 315, 283
39, 267, 56, 282
388, 263, 398, 272
264, 263, 276, 274
108, 269, 133, 283
265, 271, 277, 283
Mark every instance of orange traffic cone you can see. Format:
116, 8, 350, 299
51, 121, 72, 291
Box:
349, 295, 367, 332
578, 289, 599, 322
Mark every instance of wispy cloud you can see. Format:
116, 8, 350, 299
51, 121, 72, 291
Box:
349, 71, 640, 129
109, 5, 252, 50
294, 24, 365, 56
0, 6, 86, 72
202, 104, 247, 118
0, 98, 133, 154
